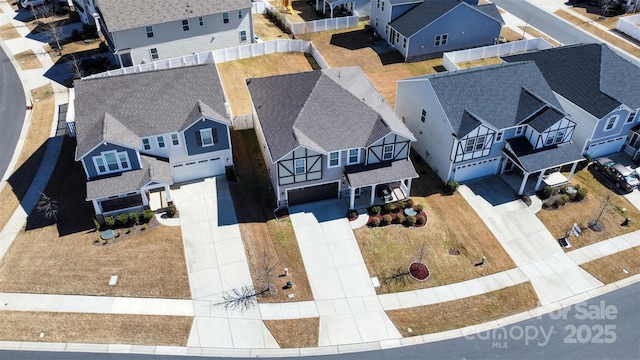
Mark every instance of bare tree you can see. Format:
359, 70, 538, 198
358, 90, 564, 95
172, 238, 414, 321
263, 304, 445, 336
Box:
29, 3, 66, 55
67, 52, 83, 79
36, 192, 59, 222
600, 0, 615, 18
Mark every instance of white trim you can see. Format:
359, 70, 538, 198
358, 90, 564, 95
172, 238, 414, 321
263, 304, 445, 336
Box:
604, 115, 619, 131
294, 158, 306, 175
435, 33, 448, 46
328, 151, 340, 168
182, 19, 190, 31
92, 150, 132, 175
156, 135, 166, 148
199, 128, 214, 147
347, 148, 360, 165
382, 144, 394, 160
171, 133, 180, 147
141, 137, 151, 151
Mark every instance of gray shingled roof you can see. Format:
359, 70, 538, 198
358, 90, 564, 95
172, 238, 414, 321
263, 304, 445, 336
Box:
97, 0, 251, 32
403, 62, 563, 137
389, 0, 423, 5
74, 64, 228, 160
525, 107, 565, 132
389, 0, 502, 38
344, 159, 418, 188
247, 66, 415, 161
504, 137, 584, 173
502, 44, 640, 118
86, 155, 172, 199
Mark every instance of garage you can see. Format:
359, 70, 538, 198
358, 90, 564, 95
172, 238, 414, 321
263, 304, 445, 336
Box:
587, 136, 626, 158
287, 182, 339, 205
453, 157, 501, 182
171, 157, 224, 183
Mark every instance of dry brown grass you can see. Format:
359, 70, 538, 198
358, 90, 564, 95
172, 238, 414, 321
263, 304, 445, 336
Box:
386, 282, 538, 337
0, 84, 54, 232
217, 53, 313, 116
0, 23, 20, 40
298, 25, 443, 107
253, 13, 293, 41
556, 9, 640, 59
580, 246, 640, 284
536, 169, 640, 251
519, 26, 562, 47
264, 318, 319, 348
14, 49, 42, 70
0, 312, 192, 346
43, 38, 102, 58
354, 156, 516, 294
501, 27, 524, 42
456, 56, 502, 69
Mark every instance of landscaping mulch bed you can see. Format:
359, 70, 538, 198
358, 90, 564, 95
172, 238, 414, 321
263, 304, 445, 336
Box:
408, 262, 430, 281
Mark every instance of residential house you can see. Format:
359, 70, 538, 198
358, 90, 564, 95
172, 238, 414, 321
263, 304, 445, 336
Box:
396, 62, 584, 195
502, 43, 640, 159
315, 0, 372, 18
369, 0, 503, 62
83, 0, 253, 66
72, 64, 233, 219
247, 66, 418, 209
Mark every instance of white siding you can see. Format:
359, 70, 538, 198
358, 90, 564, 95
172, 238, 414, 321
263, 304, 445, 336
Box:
555, 93, 597, 154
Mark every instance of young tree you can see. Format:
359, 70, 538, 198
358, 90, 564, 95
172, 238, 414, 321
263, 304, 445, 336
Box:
36, 192, 59, 223
29, 3, 66, 55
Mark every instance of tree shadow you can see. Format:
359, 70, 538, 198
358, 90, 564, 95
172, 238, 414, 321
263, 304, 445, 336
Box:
291, 0, 326, 22
568, 1, 625, 17
330, 29, 405, 65
407, 150, 446, 198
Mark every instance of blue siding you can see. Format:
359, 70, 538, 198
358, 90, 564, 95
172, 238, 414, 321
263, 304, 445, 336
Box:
406, 5, 501, 61
82, 143, 141, 179
390, 3, 417, 21
592, 109, 634, 140
183, 118, 230, 156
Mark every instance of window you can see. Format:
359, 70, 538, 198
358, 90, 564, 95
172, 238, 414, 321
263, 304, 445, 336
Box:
382, 144, 393, 160
328, 151, 340, 167
555, 129, 564, 143
223, 12, 229, 23
240, 30, 247, 42
396, 33, 399, 43
171, 133, 180, 146
295, 159, 305, 175
465, 138, 476, 152
496, 131, 503, 142
375, 17, 378, 27
150, 48, 159, 60
628, 112, 637, 124
145, 26, 154, 38
605, 116, 618, 131
199, 128, 214, 146
403, 37, 406, 48
376, 0, 379, 8
348, 149, 359, 165
238, 9, 243, 18
516, 126, 524, 135
435, 34, 448, 46
475, 135, 485, 151
142, 138, 151, 150
420, 109, 426, 123
381, 1, 384, 11
199, 16, 204, 26
93, 150, 131, 175
182, 19, 190, 31
157, 135, 165, 148
385, 25, 388, 34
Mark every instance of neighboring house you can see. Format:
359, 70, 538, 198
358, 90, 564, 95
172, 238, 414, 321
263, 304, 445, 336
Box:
247, 66, 418, 209
72, 64, 233, 219
369, 0, 503, 62
82, 0, 253, 66
396, 61, 584, 195
502, 44, 640, 159
316, 0, 372, 18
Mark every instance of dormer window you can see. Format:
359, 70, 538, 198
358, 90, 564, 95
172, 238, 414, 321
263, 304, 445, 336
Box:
515, 126, 525, 135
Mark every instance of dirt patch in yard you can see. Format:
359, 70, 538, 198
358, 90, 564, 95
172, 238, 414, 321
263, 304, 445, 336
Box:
217, 53, 313, 116
229, 129, 313, 302
14, 48, 42, 70
500, 27, 525, 42
0, 312, 192, 346
580, 246, 640, 284
0, 23, 21, 40
253, 13, 293, 41
354, 154, 516, 294
264, 318, 319, 348
386, 282, 538, 337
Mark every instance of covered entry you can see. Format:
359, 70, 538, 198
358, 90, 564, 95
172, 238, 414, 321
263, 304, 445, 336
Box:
287, 182, 339, 205
344, 160, 418, 209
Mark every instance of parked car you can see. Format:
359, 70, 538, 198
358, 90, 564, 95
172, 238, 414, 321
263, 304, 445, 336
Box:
612, 164, 640, 189
593, 157, 638, 191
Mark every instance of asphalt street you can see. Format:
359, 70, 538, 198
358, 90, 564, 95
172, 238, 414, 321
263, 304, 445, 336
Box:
0, 44, 26, 181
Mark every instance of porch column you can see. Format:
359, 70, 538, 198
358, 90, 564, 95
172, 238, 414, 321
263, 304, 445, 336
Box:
535, 170, 545, 191
315, 0, 320, 12
349, 188, 356, 209
370, 185, 376, 206
117, 53, 124, 68
518, 172, 530, 195
500, 156, 508, 173
141, 191, 149, 207
406, 178, 413, 197
567, 162, 579, 181
164, 185, 173, 202
92, 199, 101, 215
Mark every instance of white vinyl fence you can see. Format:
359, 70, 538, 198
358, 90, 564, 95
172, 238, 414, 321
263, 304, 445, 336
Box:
442, 38, 554, 71
616, 15, 640, 41
261, 0, 359, 35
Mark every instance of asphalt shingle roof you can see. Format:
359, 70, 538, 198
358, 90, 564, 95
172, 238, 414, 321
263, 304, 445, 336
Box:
502, 44, 640, 118
344, 159, 418, 188
74, 64, 228, 159
404, 62, 563, 137
247, 66, 415, 161
97, 0, 251, 32
504, 137, 584, 173
525, 107, 565, 132
86, 155, 172, 199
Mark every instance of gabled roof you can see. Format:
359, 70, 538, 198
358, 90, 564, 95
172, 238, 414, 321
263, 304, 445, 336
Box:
345, 159, 418, 188
74, 64, 228, 159
400, 62, 564, 138
247, 66, 415, 161
504, 137, 583, 173
502, 43, 640, 118
97, 0, 251, 32
524, 107, 565, 132
389, 0, 503, 38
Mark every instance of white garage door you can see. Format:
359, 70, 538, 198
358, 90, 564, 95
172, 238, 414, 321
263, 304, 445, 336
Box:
587, 137, 626, 158
454, 157, 501, 182
171, 157, 224, 183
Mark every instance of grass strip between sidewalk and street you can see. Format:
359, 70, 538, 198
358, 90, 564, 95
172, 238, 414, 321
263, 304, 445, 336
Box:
14, 49, 42, 70
0, 312, 193, 346
0, 23, 20, 40
386, 281, 539, 337
264, 318, 319, 348
580, 246, 640, 284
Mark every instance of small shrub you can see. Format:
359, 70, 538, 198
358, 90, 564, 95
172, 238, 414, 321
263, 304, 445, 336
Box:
405, 216, 416, 226
415, 204, 424, 212
553, 194, 570, 208
69, 10, 80, 23
539, 185, 554, 200
369, 217, 380, 227
445, 180, 460, 194
104, 216, 115, 227
141, 224, 148, 231
405, 199, 414, 208
346, 210, 358, 220
143, 209, 155, 223
369, 205, 381, 215
584, 154, 592, 164
115, 231, 121, 238
381, 214, 392, 225
129, 211, 139, 225
396, 201, 405, 209
71, 28, 80, 40
116, 212, 129, 226
99, 41, 108, 52
574, 186, 588, 202
125, 228, 131, 234
166, 204, 177, 218
384, 202, 395, 213
393, 213, 405, 224
93, 218, 100, 231
415, 216, 426, 226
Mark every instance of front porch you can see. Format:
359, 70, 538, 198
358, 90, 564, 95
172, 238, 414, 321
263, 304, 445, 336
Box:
343, 160, 418, 210
350, 181, 410, 210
